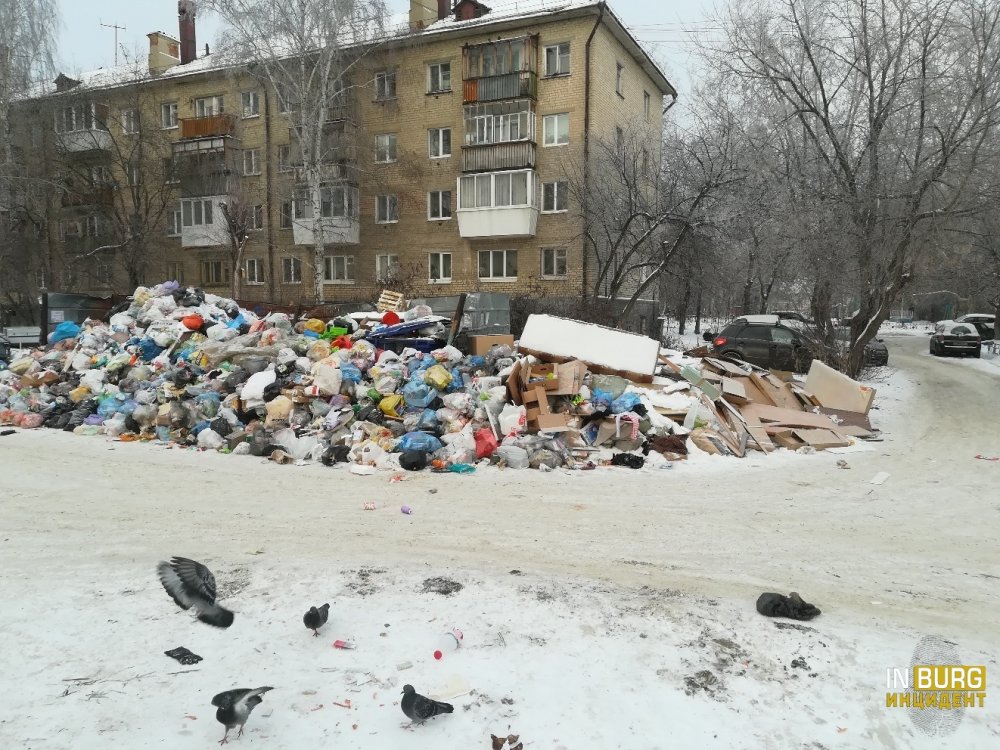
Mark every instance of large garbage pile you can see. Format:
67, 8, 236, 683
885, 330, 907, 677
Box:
0, 283, 879, 471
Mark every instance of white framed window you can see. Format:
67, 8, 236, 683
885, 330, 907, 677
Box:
181, 198, 214, 226
464, 101, 534, 146
278, 144, 292, 172
280, 201, 292, 228
428, 62, 452, 93
200, 260, 229, 286
544, 43, 570, 76
616, 62, 624, 96
376, 194, 399, 224
242, 149, 261, 176
428, 190, 452, 220
121, 108, 139, 134
85, 215, 100, 237
90, 165, 111, 186
241, 90, 259, 118
127, 164, 140, 187
429, 251, 452, 283
161, 102, 178, 129
166, 209, 182, 236
245, 258, 264, 284
165, 261, 183, 283
541, 247, 567, 278
375, 70, 396, 100
194, 95, 224, 117
293, 185, 358, 219
162, 157, 179, 184
376, 254, 399, 282
542, 181, 568, 213
95, 260, 112, 284
249, 205, 264, 230
542, 113, 569, 146
478, 249, 517, 281
428, 127, 451, 158
458, 170, 534, 209
375, 133, 397, 163
643, 90, 651, 117
323, 254, 355, 283
53, 103, 109, 133
282, 257, 302, 284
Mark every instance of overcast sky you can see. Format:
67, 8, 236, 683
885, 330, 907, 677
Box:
55, 0, 715, 102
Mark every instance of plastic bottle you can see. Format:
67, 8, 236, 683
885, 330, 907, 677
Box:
433, 628, 463, 660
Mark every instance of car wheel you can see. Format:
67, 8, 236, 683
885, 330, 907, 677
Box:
930, 341, 938, 356
720, 350, 747, 365
973, 346, 981, 358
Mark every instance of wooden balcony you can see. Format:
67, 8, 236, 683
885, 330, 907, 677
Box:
179, 114, 237, 139
462, 141, 536, 173
463, 71, 537, 104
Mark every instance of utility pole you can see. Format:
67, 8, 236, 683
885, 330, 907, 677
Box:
99, 20, 127, 66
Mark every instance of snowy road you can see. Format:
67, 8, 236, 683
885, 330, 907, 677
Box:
0, 335, 997, 749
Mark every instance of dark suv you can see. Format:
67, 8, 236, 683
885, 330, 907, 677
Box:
707, 315, 813, 371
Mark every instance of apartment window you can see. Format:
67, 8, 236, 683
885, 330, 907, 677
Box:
544, 43, 570, 76
85, 215, 100, 237
464, 100, 534, 145
121, 108, 139, 134
161, 157, 179, 184
542, 113, 569, 146
478, 249, 517, 280
243, 149, 261, 176
241, 90, 259, 118
428, 190, 452, 220
95, 260, 112, 285
166, 209, 182, 236
282, 257, 302, 284
375, 133, 397, 163
249, 205, 264, 230
278, 144, 292, 172
643, 90, 651, 117
428, 62, 452, 93
280, 201, 292, 229
161, 102, 178, 129
616, 62, 624, 96
200, 260, 229, 286
541, 247, 567, 278
429, 251, 452, 283
165, 261, 183, 283
459, 170, 533, 209
294, 186, 359, 220
91, 165, 112, 186
616, 126, 625, 153
542, 181, 568, 213
322, 255, 355, 283
127, 164, 140, 186
53, 103, 108, 133
245, 258, 264, 285
194, 96, 224, 117
375, 70, 396, 100
641, 149, 650, 177
181, 198, 214, 226
376, 195, 399, 224
376, 254, 399, 282
428, 127, 452, 158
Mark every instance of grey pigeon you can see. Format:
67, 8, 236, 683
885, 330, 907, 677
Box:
156, 556, 235, 628
212, 686, 273, 744
303, 603, 330, 636
401, 684, 454, 723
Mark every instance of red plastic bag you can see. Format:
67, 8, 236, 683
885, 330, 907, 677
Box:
474, 426, 498, 459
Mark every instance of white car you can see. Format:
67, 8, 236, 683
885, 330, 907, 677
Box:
954, 313, 994, 340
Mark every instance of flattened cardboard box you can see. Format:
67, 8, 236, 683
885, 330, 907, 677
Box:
469, 334, 515, 356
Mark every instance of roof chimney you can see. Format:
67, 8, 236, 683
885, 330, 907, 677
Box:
408, 0, 439, 29
147, 32, 181, 75
438, 0, 451, 19
178, 0, 197, 65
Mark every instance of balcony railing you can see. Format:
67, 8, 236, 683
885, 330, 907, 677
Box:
61, 186, 115, 208
462, 141, 536, 173
463, 71, 538, 104
179, 114, 237, 139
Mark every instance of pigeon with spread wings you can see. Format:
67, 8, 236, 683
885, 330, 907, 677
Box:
156, 556, 235, 628
212, 686, 273, 744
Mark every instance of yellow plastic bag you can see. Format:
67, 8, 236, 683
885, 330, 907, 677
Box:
378, 394, 404, 418
424, 364, 452, 390
304, 318, 326, 334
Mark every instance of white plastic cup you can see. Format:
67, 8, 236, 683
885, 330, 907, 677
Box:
433, 628, 463, 660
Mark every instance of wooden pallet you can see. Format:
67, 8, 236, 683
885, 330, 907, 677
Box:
376, 290, 405, 312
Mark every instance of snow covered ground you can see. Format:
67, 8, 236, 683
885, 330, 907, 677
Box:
1, 336, 998, 749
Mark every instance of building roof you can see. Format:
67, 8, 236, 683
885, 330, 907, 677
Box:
29, 0, 673, 100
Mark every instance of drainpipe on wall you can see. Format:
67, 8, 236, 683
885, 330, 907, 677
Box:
582, 0, 606, 301
662, 92, 677, 116
263, 87, 276, 302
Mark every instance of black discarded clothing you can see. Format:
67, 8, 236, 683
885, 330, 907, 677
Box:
756, 592, 821, 621
611, 453, 645, 469
164, 646, 203, 665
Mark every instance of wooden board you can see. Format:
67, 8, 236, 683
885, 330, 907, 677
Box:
804, 360, 876, 414
751, 372, 802, 411
376, 290, 405, 312
790, 428, 852, 450
720, 377, 749, 404
740, 402, 842, 430
812, 406, 873, 431
704, 357, 752, 377
719, 396, 774, 452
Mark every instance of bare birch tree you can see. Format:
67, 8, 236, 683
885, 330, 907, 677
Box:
206, 0, 391, 303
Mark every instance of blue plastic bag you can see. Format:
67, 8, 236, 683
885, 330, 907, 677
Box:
398, 431, 443, 453
402, 380, 436, 408
49, 321, 81, 344
611, 392, 641, 414
592, 387, 613, 409
416, 408, 439, 432
340, 362, 362, 383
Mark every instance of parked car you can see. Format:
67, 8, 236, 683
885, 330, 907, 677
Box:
953, 313, 995, 341
705, 314, 889, 371
929, 320, 981, 357
770, 310, 813, 325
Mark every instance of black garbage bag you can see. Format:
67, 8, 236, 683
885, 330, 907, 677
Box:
164, 646, 203, 665
399, 450, 428, 471
611, 452, 645, 469
262, 381, 282, 403
321, 444, 351, 466
756, 592, 821, 621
